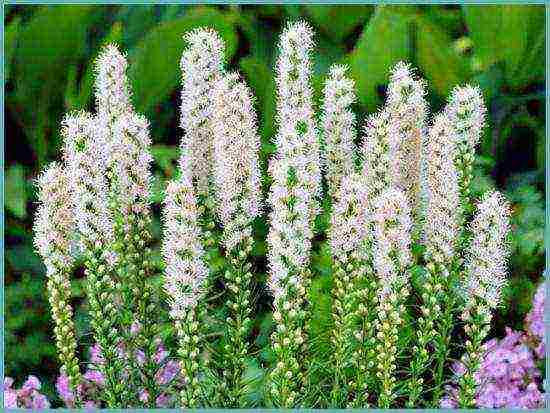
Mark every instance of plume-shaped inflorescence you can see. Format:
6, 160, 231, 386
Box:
180, 27, 225, 196
162, 159, 209, 407
464, 191, 511, 310
62, 112, 114, 253
361, 109, 401, 201
212, 72, 262, 251
424, 113, 461, 266
266, 20, 320, 407
94, 44, 133, 142
34, 163, 81, 403
211, 72, 262, 405
385, 62, 428, 229
322, 64, 357, 199
458, 191, 511, 407
445, 85, 486, 212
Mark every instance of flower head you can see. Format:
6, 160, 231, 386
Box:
446, 84, 486, 152
212, 72, 262, 250
162, 163, 209, 319
94, 43, 133, 126
322, 64, 357, 198
110, 112, 153, 217
464, 191, 511, 309
180, 27, 225, 195
274, 20, 321, 214
329, 173, 370, 261
34, 163, 75, 272
62, 111, 114, 251
361, 109, 401, 201
424, 112, 461, 266
386, 62, 428, 219
372, 187, 412, 298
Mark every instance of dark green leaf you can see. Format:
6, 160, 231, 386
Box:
129, 6, 238, 115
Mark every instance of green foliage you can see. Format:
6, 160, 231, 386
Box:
129, 6, 239, 116
348, 6, 411, 111
464, 5, 545, 87
505, 172, 545, 278
5, 164, 28, 219
9, 6, 103, 166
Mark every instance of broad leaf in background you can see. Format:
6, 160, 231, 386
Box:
304, 5, 373, 42
9, 6, 103, 166
65, 21, 124, 111
128, 6, 238, 116
347, 6, 412, 111
5, 164, 28, 219
415, 14, 469, 98
4, 16, 21, 83
463, 5, 545, 88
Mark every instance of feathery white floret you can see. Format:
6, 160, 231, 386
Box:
162, 161, 209, 319
329, 173, 370, 262
274, 20, 321, 213
464, 191, 511, 309
267, 21, 320, 303
424, 113, 461, 266
212, 73, 262, 251
372, 187, 412, 298
34, 163, 75, 273
446, 85, 486, 152
386, 62, 428, 218
267, 157, 312, 303
110, 113, 153, 217
361, 109, 401, 200
62, 112, 114, 252
94, 44, 133, 127
179, 27, 225, 195
322, 64, 357, 198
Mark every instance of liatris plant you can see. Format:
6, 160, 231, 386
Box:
30, 21, 527, 409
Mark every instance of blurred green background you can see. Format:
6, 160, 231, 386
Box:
4, 4, 545, 402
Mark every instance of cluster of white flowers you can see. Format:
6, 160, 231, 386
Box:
372, 187, 412, 298
464, 191, 511, 309
274, 20, 321, 213
267, 21, 319, 302
34, 163, 81, 398
386, 62, 427, 221
110, 113, 153, 217
424, 113, 461, 266
266, 21, 321, 407
322, 64, 357, 198
62, 111, 114, 253
361, 110, 401, 201
162, 167, 209, 319
212, 72, 262, 251
33, 21, 516, 410
34, 163, 75, 270
329, 173, 370, 261
180, 28, 225, 195
445, 85, 486, 201
95, 44, 133, 133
